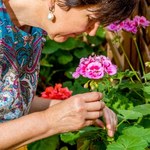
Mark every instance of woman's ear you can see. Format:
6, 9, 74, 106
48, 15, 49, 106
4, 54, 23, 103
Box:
47, 0, 56, 21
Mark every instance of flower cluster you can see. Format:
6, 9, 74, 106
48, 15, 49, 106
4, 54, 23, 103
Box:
107, 16, 150, 34
41, 83, 72, 100
72, 55, 117, 79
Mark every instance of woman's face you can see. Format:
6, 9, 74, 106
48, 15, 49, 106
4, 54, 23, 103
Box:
43, 4, 100, 42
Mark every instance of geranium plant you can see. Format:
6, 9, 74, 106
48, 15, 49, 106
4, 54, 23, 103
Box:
28, 16, 150, 150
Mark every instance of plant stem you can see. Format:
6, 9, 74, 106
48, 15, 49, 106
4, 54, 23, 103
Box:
117, 119, 126, 128
132, 35, 146, 82
119, 42, 141, 82
135, 117, 143, 125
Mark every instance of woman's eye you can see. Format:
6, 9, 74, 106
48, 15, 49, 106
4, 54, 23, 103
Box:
88, 16, 95, 21
88, 16, 97, 23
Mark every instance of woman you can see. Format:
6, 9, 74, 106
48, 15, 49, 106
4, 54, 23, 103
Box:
0, 0, 136, 149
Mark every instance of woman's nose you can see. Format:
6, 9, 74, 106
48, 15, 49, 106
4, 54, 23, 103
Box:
86, 22, 100, 36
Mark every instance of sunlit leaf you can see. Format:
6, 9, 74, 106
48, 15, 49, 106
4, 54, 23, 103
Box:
143, 85, 150, 101
107, 135, 148, 150
133, 104, 150, 116
117, 109, 143, 120
96, 26, 106, 39
143, 73, 150, 80
122, 126, 150, 143
28, 135, 59, 150
60, 132, 81, 145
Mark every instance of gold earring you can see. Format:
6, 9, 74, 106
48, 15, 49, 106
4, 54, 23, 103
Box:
48, 7, 55, 21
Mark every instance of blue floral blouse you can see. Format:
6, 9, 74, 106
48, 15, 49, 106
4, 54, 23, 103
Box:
0, 0, 45, 122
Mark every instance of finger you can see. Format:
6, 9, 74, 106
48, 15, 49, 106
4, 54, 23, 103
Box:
113, 114, 118, 131
110, 110, 118, 131
94, 119, 105, 128
103, 107, 117, 137
78, 92, 103, 102
103, 107, 114, 136
103, 107, 111, 128
107, 130, 114, 137
84, 120, 95, 127
86, 101, 105, 111
86, 111, 103, 120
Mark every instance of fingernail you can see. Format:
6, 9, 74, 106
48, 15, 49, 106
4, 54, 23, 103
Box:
107, 124, 111, 130
108, 130, 114, 137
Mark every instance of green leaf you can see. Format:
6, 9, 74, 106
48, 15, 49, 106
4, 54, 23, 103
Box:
28, 135, 59, 150
63, 81, 73, 89
87, 36, 103, 46
60, 132, 80, 145
143, 86, 150, 101
60, 126, 101, 145
124, 70, 137, 78
60, 146, 69, 150
143, 73, 150, 80
96, 26, 106, 39
65, 68, 76, 79
72, 80, 89, 95
42, 40, 60, 54
119, 82, 143, 90
143, 85, 150, 94
133, 104, 150, 116
59, 38, 79, 50
40, 59, 53, 67
58, 52, 73, 65
122, 126, 150, 143
77, 140, 90, 150
74, 47, 93, 58
117, 109, 143, 120
107, 135, 148, 150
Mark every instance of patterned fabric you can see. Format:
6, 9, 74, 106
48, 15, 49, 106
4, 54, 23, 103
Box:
0, 0, 45, 122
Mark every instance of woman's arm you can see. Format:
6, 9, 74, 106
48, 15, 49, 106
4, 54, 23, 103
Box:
0, 92, 116, 149
29, 95, 62, 113
0, 111, 51, 149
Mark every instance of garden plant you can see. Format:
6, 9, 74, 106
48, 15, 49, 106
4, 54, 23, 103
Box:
28, 16, 150, 150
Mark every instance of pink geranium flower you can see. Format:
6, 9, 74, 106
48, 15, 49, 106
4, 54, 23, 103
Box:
122, 19, 138, 34
85, 61, 104, 79
107, 16, 150, 34
72, 55, 117, 79
107, 22, 123, 32
133, 16, 150, 28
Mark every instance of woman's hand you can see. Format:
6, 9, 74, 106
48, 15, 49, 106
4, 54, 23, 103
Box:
44, 92, 105, 134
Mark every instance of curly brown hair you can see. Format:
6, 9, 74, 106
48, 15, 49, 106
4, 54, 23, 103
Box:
57, 0, 137, 26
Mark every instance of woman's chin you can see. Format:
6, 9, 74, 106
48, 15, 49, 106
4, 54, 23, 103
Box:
53, 36, 69, 43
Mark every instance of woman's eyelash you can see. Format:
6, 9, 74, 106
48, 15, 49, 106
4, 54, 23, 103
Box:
88, 16, 98, 21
